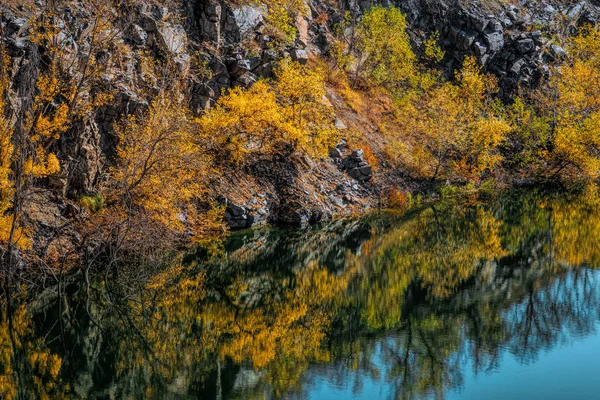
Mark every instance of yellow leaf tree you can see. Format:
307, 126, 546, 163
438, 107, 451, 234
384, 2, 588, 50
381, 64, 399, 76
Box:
391, 57, 510, 182
198, 59, 337, 163
109, 85, 220, 243
542, 26, 600, 179
1, 0, 119, 271
337, 6, 416, 90
274, 58, 337, 157
0, 45, 65, 263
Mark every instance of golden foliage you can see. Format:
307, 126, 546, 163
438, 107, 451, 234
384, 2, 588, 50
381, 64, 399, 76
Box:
330, 7, 512, 184
502, 97, 551, 175
335, 6, 416, 90
111, 259, 351, 397
200, 81, 283, 162
112, 97, 202, 230
0, 48, 19, 249
387, 188, 409, 209
0, 1, 118, 254
108, 88, 224, 244
424, 31, 446, 63
0, 44, 62, 251
390, 57, 510, 182
274, 58, 338, 156
199, 59, 338, 162
264, 5, 298, 49
0, 304, 68, 399
349, 202, 505, 330
542, 26, 600, 179
5, 189, 600, 397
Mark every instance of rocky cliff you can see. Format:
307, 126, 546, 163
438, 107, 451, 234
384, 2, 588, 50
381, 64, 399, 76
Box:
1, 0, 599, 236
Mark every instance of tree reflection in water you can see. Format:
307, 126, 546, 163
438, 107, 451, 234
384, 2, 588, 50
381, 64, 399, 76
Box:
2, 188, 600, 399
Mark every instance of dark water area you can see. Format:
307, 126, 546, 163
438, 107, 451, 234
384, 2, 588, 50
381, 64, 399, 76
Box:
2, 188, 600, 399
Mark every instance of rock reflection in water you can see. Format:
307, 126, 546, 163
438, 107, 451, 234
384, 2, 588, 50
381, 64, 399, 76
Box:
2, 189, 600, 399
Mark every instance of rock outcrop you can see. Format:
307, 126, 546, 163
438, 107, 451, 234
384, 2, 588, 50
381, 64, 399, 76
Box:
2, 0, 599, 231
223, 202, 268, 229
342, 149, 373, 182
394, 0, 599, 98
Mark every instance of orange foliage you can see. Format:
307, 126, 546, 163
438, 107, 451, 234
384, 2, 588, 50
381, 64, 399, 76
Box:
388, 188, 409, 209
357, 143, 378, 169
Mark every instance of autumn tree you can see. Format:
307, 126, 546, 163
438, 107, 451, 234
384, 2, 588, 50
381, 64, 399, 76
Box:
274, 59, 338, 156
0, 41, 64, 270
91, 82, 225, 263
0, 0, 127, 276
264, 5, 298, 49
111, 97, 200, 223
539, 25, 600, 179
501, 97, 551, 177
198, 81, 284, 163
198, 59, 337, 163
332, 6, 416, 90
390, 57, 510, 182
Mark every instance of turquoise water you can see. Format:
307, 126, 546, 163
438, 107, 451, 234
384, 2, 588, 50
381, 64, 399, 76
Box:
309, 325, 600, 400
2, 189, 600, 399
305, 271, 600, 400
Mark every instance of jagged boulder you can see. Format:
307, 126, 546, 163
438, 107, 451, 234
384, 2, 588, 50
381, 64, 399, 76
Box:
125, 24, 147, 46
329, 139, 348, 159
157, 23, 187, 54
66, 116, 102, 197
342, 149, 372, 182
329, 147, 343, 159
233, 72, 258, 88
291, 49, 309, 64
198, 0, 222, 43
232, 5, 265, 40
224, 202, 267, 229
516, 38, 535, 54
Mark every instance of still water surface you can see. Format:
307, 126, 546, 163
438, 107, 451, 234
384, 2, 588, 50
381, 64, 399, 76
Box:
2, 189, 600, 399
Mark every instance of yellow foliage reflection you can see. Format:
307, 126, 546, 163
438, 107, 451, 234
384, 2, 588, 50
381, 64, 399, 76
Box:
3, 189, 600, 398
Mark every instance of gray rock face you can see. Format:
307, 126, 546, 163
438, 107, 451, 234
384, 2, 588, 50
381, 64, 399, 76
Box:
125, 24, 147, 46
335, 118, 347, 130
342, 149, 373, 182
568, 2, 585, 19
224, 202, 267, 229
227, 58, 253, 76
510, 58, 526, 75
65, 116, 102, 197
516, 38, 534, 54
473, 41, 487, 57
191, 82, 216, 113
5, 17, 27, 36
551, 44, 567, 59
291, 49, 309, 65
457, 30, 476, 51
141, 15, 158, 33
157, 24, 187, 54
386, 0, 599, 98
253, 62, 275, 78
329, 147, 343, 159
6, 37, 29, 57
233, 72, 258, 88
198, 0, 222, 43
232, 5, 265, 39
329, 139, 349, 160
484, 31, 504, 52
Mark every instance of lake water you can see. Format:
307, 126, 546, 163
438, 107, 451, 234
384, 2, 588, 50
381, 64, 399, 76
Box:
2, 188, 600, 399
